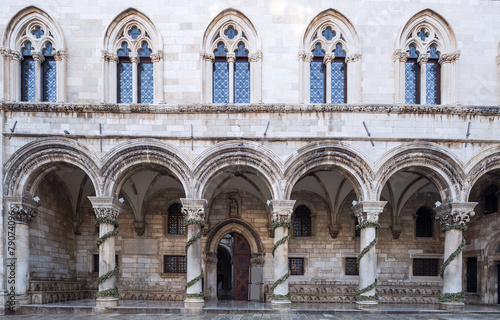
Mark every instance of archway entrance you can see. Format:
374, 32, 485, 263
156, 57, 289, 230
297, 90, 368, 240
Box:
217, 232, 251, 300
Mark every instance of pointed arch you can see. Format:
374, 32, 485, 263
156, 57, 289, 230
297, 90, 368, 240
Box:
200, 8, 262, 104
1, 6, 67, 102
102, 8, 164, 104
394, 9, 459, 104
299, 9, 361, 104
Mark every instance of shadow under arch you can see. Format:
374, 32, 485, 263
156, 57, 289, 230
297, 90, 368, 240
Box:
204, 218, 265, 300
3, 138, 101, 197
464, 147, 500, 201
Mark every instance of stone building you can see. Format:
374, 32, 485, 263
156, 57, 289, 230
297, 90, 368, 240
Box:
0, 0, 499, 313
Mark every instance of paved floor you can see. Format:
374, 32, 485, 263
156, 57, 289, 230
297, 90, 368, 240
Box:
0, 314, 499, 319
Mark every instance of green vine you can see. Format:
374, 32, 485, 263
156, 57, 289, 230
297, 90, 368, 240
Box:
94, 217, 120, 298
356, 237, 378, 267
439, 291, 465, 302
441, 224, 468, 232
184, 219, 205, 297
356, 279, 378, 301
270, 221, 291, 300
356, 222, 381, 230
440, 238, 466, 279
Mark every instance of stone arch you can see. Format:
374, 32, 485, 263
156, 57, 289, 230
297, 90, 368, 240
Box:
3, 138, 101, 197
205, 218, 264, 254
464, 147, 500, 201
192, 141, 282, 200
101, 139, 192, 198
374, 143, 464, 203
283, 141, 373, 201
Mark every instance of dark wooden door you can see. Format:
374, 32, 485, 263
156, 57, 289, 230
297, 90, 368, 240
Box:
232, 232, 251, 300
466, 257, 477, 293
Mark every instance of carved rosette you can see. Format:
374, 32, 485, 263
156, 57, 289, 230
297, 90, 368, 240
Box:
268, 200, 295, 224
9, 205, 37, 224
435, 202, 477, 227
439, 51, 461, 65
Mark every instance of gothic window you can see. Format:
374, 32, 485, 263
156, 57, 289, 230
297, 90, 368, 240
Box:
345, 257, 359, 275
2, 8, 67, 102
300, 10, 360, 104
163, 255, 187, 273
484, 185, 498, 215
413, 258, 439, 276
293, 205, 311, 237
415, 206, 433, 237
288, 258, 305, 275
167, 203, 185, 235
395, 10, 459, 104
201, 10, 262, 104
103, 9, 163, 104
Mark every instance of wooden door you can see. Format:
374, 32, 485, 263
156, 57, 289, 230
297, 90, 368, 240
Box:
232, 232, 251, 300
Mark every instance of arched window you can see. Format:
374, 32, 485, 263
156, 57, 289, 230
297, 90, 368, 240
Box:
201, 9, 262, 104
300, 9, 360, 104
103, 9, 163, 104
484, 185, 498, 215
293, 205, 311, 237
167, 203, 184, 235
395, 10, 459, 105
415, 206, 433, 237
2, 7, 67, 102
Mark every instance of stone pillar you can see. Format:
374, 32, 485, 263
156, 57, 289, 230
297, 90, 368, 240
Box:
249, 51, 262, 103
101, 50, 109, 102
108, 54, 118, 103
268, 200, 295, 304
227, 53, 235, 104
200, 51, 214, 103
151, 50, 164, 104
393, 49, 408, 104
180, 198, 207, 307
0, 48, 10, 101
438, 51, 460, 105
53, 49, 67, 102
204, 252, 217, 300
31, 51, 44, 102
323, 54, 334, 103
303, 53, 312, 104
346, 53, 361, 103
88, 197, 122, 309
130, 53, 139, 104
418, 53, 429, 104
352, 201, 387, 310
435, 202, 477, 310
6, 198, 39, 307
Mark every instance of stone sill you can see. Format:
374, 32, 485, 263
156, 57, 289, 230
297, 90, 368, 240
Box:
2, 101, 500, 116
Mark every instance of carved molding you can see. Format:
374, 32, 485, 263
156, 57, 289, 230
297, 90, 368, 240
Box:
204, 252, 217, 265
439, 51, 461, 64
268, 200, 296, 224
53, 49, 68, 61
393, 49, 408, 63
205, 218, 264, 253
418, 53, 429, 65
130, 53, 139, 64
249, 50, 262, 62
346, 53, 361, 63
435, 202, 478, 227
180, 198, 207, 221
134, 221, 146, 236
323, 53, 335, 64
251, 252, 266, 267
150, 50, 163, 63
31, 51, 44, 63
328, 224, 342, 239
200, 51, 214, 62
226, 53, 236, 64
88, 197, 122, 220
352, 201, 387, 224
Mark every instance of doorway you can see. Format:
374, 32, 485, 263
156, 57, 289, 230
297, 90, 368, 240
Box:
216, 232, 251, 300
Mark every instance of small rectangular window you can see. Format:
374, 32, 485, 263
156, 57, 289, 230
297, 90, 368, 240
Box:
93, 254, 119, 273
345, 257, 359, 275
413, 258, 439, 276
288, 257, 305, 275
164, 255, 187, 273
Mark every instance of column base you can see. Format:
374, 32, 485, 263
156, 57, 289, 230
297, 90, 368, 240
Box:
439, 302, 464, 311
184, 298, 205, 309
271, 299, 291, 305
356, 301, 378, 310
14, 294, 31, 306
96, 297, 119, 309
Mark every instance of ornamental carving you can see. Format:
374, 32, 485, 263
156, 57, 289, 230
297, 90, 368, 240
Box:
248, 51, 262, 62
53, 49, 67, 61
323, 53, 335, 64
129, 53, 139, 64
226, 53, 236, 64
94, 207, 119, 220
150, 50, 163, 63
346, 53, 361, 63
134, 221, 146, 236
31, 51, 44, 63
181, 203, 206, 221
251, 253, 266, 267
436, 209, 475, 227
199, 51, 214, 62
439, 51, 461, 64
417, 53, 429, 65
10, 205, 37, 223
268, 200, 295, 224
393, 49, 408, 63
204, 252, 217, 265
328, 224, 342, 239
352, 201, 387, 224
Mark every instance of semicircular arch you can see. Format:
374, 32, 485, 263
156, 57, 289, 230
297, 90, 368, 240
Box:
464, 147, 500, 201
205, 218, 264, 254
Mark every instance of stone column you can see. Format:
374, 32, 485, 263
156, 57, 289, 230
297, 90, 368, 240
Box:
303, 53, 313, 104
203, 252, 217, 300
227, 53, 235, 104
249, 51, 262, 103
200, 51, 214, 103
268, 200, 295, 304
418, 53, 429, 104
108, 54, 119, 103
151, 50, 164, 104
130, 53, 139, 104
435, 202, 477, 310
53, 49, 67, 102
346, 53, 361, 103
352, 201, 387, 310
101, 50, 109, 102
0, 48, 10, 101
88, 197, 122, 309
180, 198, 207, 307
393, 49, 408, 104
31, 51, 44, 102
439, 51, 460, 105
323, 54, 334, 103
6, 198, 39, 307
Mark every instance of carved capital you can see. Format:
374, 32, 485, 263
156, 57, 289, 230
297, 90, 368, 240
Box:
439, 50, 461, 64
11, 51, 22, 62
200, 51, 214, 62
328, 224, 342, 239
352, 201, 387, 224
249, 50, 262, 62
108, 54, 119, 63
88, 197, 122, 220
53, 49, 67, 61
390, 225, 404, 239
9, 205, 38, 224
435, 202, 477, 227
298, 50, 306, 61
31, 51, 44, 63
129, 52, 139, 64
304, 52, 313, 63
226, 53, 236, 63
134, 221, 146, 236
393, 49, 408, 63
268, 200, 295, 224
323, 53, 335, 64
346, 53, 361, 63
151, 50, 163, 63
0, 47, 10, 58
251, 252, 266, 267
418, 53, 430, 65
204, 252, 217, 265
180, 198, 207, 222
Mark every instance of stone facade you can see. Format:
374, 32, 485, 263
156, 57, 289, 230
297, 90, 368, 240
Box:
0, 0, 500, 312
